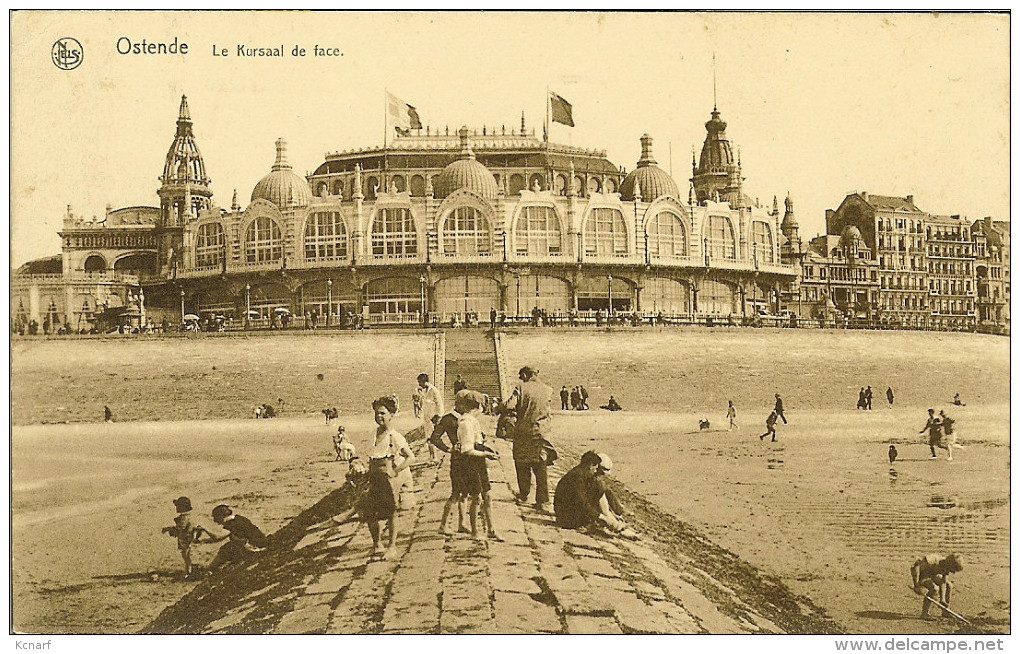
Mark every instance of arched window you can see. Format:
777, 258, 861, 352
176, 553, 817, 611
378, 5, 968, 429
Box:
752, 221, 774, 262
196, 223, 225, 267
584, 208, 628, 257
509, 174, 526, 195
706, 215, 736, 259
700, 279, 737, 315
371, 208, 418, 259
514, 206, 562, 256
83, 254, 106, 273
304, 212, 348, 261
647, 211, 687, 259
442, 206, 492, 257
244, 216, 282, 263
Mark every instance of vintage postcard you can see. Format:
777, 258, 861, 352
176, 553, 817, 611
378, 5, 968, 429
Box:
9, 10, 1010, 649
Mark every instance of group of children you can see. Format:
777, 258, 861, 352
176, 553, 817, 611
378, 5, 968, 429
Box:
162, 496, 268, 580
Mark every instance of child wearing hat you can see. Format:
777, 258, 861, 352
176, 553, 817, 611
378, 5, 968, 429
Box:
161, 496, 210, 580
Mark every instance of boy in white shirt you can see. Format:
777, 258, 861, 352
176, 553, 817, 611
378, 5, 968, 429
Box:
457, 391, 502, 541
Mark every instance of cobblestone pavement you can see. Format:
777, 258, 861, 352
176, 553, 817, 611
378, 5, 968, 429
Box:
181, 433, 785, 635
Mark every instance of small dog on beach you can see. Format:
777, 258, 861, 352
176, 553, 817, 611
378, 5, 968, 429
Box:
699, 419, 711, 431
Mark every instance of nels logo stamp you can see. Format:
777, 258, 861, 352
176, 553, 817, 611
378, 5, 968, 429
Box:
51, 37, 83, 70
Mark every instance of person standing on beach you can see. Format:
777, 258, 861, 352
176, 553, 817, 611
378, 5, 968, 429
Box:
760, 410, 779, 442
886, 386, 895, 407
430, 392, 467, 535
726, 400, 738, 431
161, 496, 209, 580
579, 385, 590, 410
911, 553, 963, 619
104, 405, 113, 423
489, 307, 497, 330
413, 373, 444, 461
774, 394, 788, 423
864, 386, 873, 410
512, 366, 553, 513
560, 385, 570, 411
457, 390, 502, 541
364, 395, 415, 560
857, 387, 867, 410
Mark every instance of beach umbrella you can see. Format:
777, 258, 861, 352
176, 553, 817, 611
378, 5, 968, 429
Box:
246, 310, 261, 318
183, 313, 200, 321
273, 307, 291, 314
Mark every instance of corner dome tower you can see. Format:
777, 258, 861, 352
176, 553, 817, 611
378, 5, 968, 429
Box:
691, 107, 744, 205
620, 134, 679, 201
433, 127, 498, 199
251, 139, 313, 208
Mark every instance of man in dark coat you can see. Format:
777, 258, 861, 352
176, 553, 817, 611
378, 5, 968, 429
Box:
511, 366, 553, 513
774, 393, 788, 424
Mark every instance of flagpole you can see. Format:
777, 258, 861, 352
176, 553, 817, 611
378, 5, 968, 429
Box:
383, 88, 388, 149
545, 86, 550, 144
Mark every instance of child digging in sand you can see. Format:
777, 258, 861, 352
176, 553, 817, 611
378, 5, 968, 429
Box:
161, 496, 211, 580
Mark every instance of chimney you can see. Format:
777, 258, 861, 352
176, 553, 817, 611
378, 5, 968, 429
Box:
906, 194, 914, 204
860, 191, 868, 202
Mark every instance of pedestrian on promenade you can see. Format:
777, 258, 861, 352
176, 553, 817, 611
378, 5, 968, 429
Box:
886, 386, 895, 407
911, 553, 963, 620
205, 504, 268, 571
364, 395, 415, 560
161, 496, 210, 580
760, 410, 779, 442
430, 392, 467, 535
413, 373, 444, 461
726, 400, 738, 431
774, 393, 788, 423
489, 307, 497, 330
560, 385, 570, 411
919, 408, 940, 459
511, 366, 553, 513
457, 390, 502, 541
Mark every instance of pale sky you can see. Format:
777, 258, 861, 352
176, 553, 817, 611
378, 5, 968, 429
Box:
10, 11, 1010, 267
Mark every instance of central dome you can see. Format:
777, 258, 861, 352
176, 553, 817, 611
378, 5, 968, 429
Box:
251, 139, 312, 208
620, 134, 680, 201
433, 127, 498, 200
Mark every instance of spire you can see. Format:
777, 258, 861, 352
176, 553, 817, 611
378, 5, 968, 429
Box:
521, 111, 526, 136
637, 134, 657, 168
231, 189, 239, 212
457, 126, 475, 160
271, 138, 292, 172
179, 94, 191, 121
712, 53, 717, 111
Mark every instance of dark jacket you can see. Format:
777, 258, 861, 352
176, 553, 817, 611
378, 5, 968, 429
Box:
554, 464, 603, 529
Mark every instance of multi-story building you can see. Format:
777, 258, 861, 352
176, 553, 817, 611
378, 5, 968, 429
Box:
13, 95, 797, 329
826, 192, 931, 329
971, 216, 1010, 334
788, 226, 880, 327
925, 214, 976, 330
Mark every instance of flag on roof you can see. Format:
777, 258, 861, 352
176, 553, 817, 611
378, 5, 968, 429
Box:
549, 91, 574, 127
387, 91, 423, 136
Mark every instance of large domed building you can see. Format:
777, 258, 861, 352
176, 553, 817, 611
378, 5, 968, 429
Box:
13, 95, 798, 330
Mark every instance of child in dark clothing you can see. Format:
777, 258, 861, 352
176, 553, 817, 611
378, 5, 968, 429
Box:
205, 504, 268, 571
161, 496, 210, 580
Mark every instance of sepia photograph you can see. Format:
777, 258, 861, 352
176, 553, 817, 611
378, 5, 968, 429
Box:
8, 10, 1011, 648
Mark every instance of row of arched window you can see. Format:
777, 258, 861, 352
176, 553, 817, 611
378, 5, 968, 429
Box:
314, 173, 622, 200
193, 207, 774, 267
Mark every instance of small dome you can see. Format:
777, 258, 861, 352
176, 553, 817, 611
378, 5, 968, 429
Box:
840, 225, 863, 248
620, 134, 680, 201
433, 127, 498, 200
251, 139, 312, 208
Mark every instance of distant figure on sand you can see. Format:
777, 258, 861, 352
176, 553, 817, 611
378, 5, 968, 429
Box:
104, 405, 113, 422
726, 400, 738, 431
937, 410, 960, 460
911, 553, 963, 620
857, 388, 867, 410
333, 427, 356, 462
600, 396, 622, 411
888, 444, 898, 464
511, 366, 553, 513
760, 410, 779, 442
560, 385, 570, 411
206, 504, 268, 571
570, 386, 581, 410
953, 393, 966, 406
699, 419, 711, 431
886, 387, 895, 407
579, 386, 590, 410
774, 394, 787, 423
161, 496, 210, 580
864, 386, 873, 410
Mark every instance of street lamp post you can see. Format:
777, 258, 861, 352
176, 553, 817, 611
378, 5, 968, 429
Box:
179, 289, 185, 326
515, 275, 521, 317
419, 275, 426, 326
326, 278, 333, 327
644, 230, 650, 266
703, 236, 710, 267
607, 274, 614, 318
138, 288, 146, 330
245, 283, 251, 330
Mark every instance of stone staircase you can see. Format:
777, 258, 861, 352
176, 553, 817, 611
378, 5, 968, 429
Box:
443, 330, 501, 403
